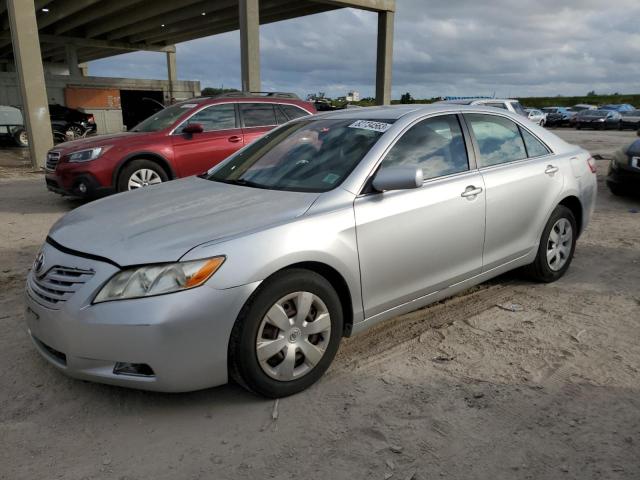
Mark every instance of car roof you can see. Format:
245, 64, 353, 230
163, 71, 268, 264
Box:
313, 103, 523, 121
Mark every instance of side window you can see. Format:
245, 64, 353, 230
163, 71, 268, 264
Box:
280, 104, 310, 120
274, 105, 289, 125
520, 128, 550, 158
380, 115, 469, 180
240, 103, 277, 127
182, 103, 237, 132
465, 113, 527, 167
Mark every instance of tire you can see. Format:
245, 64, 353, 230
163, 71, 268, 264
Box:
13, 128, 28, 147
116, 159, 168, 192
524, 205, 577, 283
608, 182, 626, 196
65, 125, 84, 140
228, 269, 343, 398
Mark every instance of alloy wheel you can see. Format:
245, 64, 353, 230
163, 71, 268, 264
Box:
127, 169, 163, 190
546, 218, 572, 271
256, 291, 331, 381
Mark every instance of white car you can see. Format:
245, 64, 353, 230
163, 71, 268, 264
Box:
525, 108, 547, 126
437, 98, 528, 117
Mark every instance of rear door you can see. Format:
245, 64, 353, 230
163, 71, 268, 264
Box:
354, 114, 486, 318
171, 103, 244, 177
239, 103, 281, 145
464, 113, 564, 271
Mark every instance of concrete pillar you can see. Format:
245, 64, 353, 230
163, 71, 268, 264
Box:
65, 44, 81, 77
166, 49, 177, 100
239, 0, 260, 92
375, 10, 394, 106
78, 62, 89, 77
7, 0, 53, 169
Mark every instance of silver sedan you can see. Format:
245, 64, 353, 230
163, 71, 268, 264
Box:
25, 105, 597, 397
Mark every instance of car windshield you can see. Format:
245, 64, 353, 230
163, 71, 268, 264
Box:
207, 118, 392, 192
131, 102, 199, 132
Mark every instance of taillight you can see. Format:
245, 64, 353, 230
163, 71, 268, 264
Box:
587, 157, 597, 174
87, 114, 95, 124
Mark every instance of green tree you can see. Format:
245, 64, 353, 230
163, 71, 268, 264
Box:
400, 92, 413, 104
201, 87, 239, 97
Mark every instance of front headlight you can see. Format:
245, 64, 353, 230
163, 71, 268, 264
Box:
68, 146, 109, 163
94, 256, 225, 303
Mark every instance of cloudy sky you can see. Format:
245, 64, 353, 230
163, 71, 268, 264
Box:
89, 0, 640, 100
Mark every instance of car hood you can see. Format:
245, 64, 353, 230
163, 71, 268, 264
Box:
51, 132, 150, 154
48, 177, 320, 266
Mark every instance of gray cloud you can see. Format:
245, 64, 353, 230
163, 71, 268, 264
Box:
89, 1, 640, 99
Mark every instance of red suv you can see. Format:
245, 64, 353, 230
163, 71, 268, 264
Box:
45, 93, 315, 198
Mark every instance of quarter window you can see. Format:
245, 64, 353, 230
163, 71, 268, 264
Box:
520, 128, 550, 158
275, 105, 289, 124
240, 103, 277, 127
484, 102, 508, 110
280, 104, 310, 120
180, 103, 237, 132
465, 113, 527, 167
380, 115, 469, 180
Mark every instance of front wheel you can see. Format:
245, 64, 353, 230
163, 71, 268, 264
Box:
229, 269, 343, 398
524, 205, 577, 283
117, 159, 168, 192
14, 128, 28, 147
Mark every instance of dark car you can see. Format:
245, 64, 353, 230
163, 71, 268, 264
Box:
542, 107, 574, 127
48, 104, 97, 139
575, 109, 622, 130
620, 110, 640, 131
607, 136, 640, 196
45, 92, 316, 198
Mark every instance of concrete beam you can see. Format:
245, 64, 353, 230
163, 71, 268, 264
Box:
239, 0, 260, 92
312, 0, 395, 12
375, 10, 393, 105
6, 0, 53, 169
53, 0, 146, 35
166, 48, 177, 99
65, 44, 80, 76
38, 0, 101, 29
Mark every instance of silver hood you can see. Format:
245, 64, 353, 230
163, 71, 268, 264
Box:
48, 176, 320, 266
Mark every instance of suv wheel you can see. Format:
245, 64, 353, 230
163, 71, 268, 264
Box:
117, 159, 168, 192
14, 128, 28, 147
524, 205, 577, 283
229, 269, 343, 398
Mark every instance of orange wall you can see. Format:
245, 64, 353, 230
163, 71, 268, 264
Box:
64, 88, 121, 109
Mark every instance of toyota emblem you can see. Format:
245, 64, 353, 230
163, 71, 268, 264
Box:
33, 251, 45, 275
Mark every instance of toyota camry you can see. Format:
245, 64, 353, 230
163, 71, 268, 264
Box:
25, 105, 597, 397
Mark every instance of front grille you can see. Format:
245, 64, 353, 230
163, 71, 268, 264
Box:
28, 266, 94, 309
46, 151, 61, 172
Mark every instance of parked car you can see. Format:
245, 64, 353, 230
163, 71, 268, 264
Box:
48, 104, 97, 139
44, 92, 316, 198
542, 107, 575, 127
619, 110, 640, 130
436, 98, 528, 116
606, 135, 640, 195
599, 103, 635, 112
25, 104, 597, 396
0, 105, 28, 146
574, 109, 622, 130
571, 104, 598, 112
525, 108, 547, 126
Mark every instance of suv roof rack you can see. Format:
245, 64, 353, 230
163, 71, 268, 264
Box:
215, 91, 300, 99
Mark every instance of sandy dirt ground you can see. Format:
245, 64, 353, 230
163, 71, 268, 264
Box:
1, 130, 639, 480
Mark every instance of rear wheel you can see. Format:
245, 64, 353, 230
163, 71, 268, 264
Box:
229, 269, 343, 398
524, 205, 577, 283
65, 125, 84, 140
117, 159, 168, 192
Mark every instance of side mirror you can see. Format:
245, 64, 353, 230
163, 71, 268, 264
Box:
372, 166, 423, 192
182, 123, 204, 134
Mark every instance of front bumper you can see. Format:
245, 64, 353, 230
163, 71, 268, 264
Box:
45, 171, 114, 198
607, 165, 640, 190
24, 241, 258, 392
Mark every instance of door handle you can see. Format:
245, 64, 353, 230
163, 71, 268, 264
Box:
545, 165, 559, 175
227, 135, 242, 143
461, 185, 483, 198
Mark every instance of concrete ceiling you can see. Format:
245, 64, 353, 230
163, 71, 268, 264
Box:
0, 0, 394, 63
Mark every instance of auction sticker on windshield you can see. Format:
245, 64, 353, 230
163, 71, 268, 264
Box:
348, 120, 392, 133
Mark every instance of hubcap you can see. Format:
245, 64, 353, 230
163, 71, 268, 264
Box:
546, 218, 573, 271
127, 169, 162, 190
256, 291, 331, 381
19, 131, 28, 145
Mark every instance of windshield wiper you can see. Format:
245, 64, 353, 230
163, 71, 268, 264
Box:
212, 178, 268, 189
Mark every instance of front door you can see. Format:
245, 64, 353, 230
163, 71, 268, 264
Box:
172, 103, 244, 177
354, 114, 486, 318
